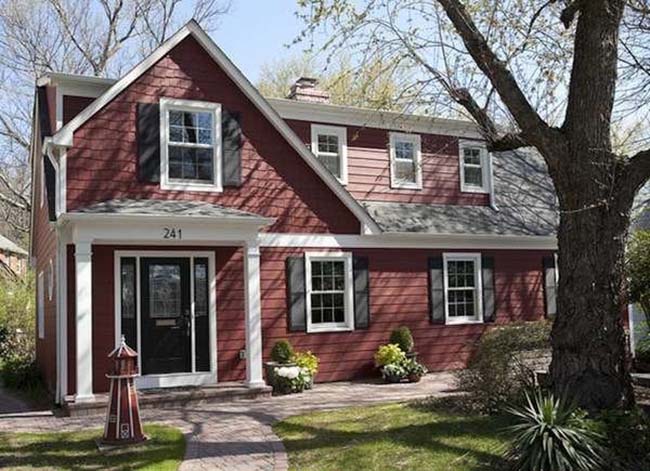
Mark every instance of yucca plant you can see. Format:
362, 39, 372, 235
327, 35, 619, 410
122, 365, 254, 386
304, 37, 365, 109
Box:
505, 390, 605, 471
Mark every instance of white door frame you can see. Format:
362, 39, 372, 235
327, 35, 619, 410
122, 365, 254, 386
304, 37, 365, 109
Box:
114, 250, 217, 389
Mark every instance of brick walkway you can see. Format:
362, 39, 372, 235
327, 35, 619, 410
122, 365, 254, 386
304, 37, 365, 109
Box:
0, 373, 457, 470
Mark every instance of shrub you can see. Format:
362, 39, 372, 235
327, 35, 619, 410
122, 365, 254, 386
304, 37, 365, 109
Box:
456, 321, 551, 413
627, 229, 650, 321
389, 326, 414, 353
596, 408, 650, 470
636, 336, 650, 364
0, 274, 35, 361
294, 351, 319, 376
381, 363, 406, 382
374, 344, 406, 367
1, 355, 42, 392
402, 358, 427, 379
270, 340, 294, 364
274, 366, 308, 394
505, 390, 606, 471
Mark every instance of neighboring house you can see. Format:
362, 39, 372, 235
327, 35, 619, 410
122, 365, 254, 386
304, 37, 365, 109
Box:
0, 234, 28, 278
29, 21, 558, 405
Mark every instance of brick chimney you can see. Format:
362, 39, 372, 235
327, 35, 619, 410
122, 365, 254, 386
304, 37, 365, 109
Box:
287, 77, 330, 103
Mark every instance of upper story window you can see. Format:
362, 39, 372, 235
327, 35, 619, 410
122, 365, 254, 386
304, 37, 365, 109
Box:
310, 124, 348, 184
459, 140, 490, 193
305, 252, 354, 333
389, 133, 422, 189
443, 253, 483, 324
160, 98, 222, 192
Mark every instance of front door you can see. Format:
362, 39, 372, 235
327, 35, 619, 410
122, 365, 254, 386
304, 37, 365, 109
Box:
140, 258, 191, 375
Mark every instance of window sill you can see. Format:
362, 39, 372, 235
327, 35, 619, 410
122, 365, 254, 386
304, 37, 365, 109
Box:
445, 318, 484, 326
460, 185, 488, 194
391, 182, 422, 190
161, 181, 223, 193
306, 325, 354, 334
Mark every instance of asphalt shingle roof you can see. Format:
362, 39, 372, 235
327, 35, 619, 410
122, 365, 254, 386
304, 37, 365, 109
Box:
73, 199, 266, 219
0, 234, 27, 256
364, 150, 558, 237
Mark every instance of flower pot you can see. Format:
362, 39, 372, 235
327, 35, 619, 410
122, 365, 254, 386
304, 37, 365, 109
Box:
303, 373, 314, 389
264, 361, 296, 390
407, 373, 422, 383
384, 373, 404, 383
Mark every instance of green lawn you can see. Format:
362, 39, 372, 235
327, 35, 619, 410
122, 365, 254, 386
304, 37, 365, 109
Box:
0, 424, 185, 470
273, 401, 512, 471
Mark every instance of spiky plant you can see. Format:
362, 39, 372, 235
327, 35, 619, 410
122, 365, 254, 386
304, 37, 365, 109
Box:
505, 390, 605, 471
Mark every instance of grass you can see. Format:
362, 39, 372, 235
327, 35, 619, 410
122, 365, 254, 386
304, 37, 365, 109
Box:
273, 401, 513, 471
0, 424, 185, 470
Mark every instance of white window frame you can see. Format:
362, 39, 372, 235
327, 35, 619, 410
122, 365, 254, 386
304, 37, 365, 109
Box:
305, 251, 355, 333
37, 271, 45, 339
389, 132, 422, 190
443, 252, 484, 325
310, 124, 348, 185
459, 140, 490, 194
160, 97, 223, 192
47, 259, 54, 301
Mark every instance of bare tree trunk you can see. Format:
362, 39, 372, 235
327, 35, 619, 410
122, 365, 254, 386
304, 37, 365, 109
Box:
550, 157, 636, 410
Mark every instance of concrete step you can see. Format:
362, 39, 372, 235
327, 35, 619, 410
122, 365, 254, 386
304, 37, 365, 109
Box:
63, 382, 272, 417
632, 373, 650, 388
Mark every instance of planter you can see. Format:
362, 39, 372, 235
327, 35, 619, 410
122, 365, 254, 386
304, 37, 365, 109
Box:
405, 351, 418, 361
264, 361, 296, 390
303, 373, 314, 390
384, 373, 404, 383
407, 373, 422, 383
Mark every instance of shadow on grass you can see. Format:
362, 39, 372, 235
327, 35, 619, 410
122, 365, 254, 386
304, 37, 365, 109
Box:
0, 424, 185, 471
274, 403, 513, 471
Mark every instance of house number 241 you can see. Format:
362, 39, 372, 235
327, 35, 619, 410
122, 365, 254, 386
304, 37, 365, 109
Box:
163, 228, 182, 239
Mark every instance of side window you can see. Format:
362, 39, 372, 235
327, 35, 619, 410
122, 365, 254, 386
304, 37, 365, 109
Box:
160, 98, 222, 192
459, 141, 489, 193
443, 253, 483, 324
389, 133, 422, 189
310, 125, 348, 184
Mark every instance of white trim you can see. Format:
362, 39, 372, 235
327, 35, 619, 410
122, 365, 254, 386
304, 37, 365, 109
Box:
47, 21, 381, 234
443, 252, 484, 325
629, 303, 636, 357
40, 157, 45, 208
269, 98, 483, 139
47, 259, 54, 301
37, 271, 45, 339
244, 242, 265, 387
114, 250, 217, 390
258, 232, 557, 250
389, 132, 422, 190
75, 241, 94, 402
304, 251, 355, 333
310, 124, 348, 185
459, 140, 490, 194
57, 150, 67, 216
159, 97, 223, 192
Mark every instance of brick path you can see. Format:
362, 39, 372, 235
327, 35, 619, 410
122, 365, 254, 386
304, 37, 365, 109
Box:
0, 373, 457, 470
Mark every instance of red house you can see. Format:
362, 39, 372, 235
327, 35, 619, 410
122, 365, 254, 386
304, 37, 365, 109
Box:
30, 21, 558, 405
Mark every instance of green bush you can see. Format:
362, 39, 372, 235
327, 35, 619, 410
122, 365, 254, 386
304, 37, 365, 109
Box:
294, 351, 319, 376
0, 273, 35, 361
505, 390, 605, 471
596, 408, 650, 470
1, 355, 42, 392
636, 337, 650, 364
627, 230, 650, 321
456, 321, 551, 414
270, 340, 294, 364
374, 344, 406, 367
389, 326, 414, 353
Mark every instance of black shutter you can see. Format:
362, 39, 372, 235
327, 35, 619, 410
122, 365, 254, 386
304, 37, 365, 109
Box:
353, 256, 370, 329
43, 154, 57, 222
482, 256, 496, 323
428, 256, 445, 324
543, 255, 558, 317
286, 256, 307, 332
137, 102, 160, 183
222, 108, 242, 187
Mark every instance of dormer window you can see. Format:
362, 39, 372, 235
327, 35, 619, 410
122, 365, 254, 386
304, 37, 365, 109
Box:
310, 124, 348, 184
459, 140, 489, 193
389, 132, 422, 189
160, 98, 222, 192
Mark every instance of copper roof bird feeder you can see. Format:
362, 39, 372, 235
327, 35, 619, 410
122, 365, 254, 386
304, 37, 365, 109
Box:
100, 336, 146, 446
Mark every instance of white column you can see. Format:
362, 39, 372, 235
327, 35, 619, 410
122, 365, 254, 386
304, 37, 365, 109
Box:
244, 240, 265, 388
75, 241, 94, 402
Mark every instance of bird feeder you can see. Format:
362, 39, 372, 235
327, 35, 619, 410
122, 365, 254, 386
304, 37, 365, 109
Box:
100, 336, 146, 446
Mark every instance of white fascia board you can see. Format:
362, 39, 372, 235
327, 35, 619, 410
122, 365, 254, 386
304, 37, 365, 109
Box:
47, 21, 381, 235
61, 211, 275, 227
258, 232, 557, 250
269, 98, 484, 139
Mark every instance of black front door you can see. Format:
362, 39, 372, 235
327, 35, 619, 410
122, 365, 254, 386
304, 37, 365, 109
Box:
140, 258, 191, 375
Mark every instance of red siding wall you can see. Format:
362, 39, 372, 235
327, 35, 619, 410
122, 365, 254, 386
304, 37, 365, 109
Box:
65, 36, 360, 234
260, 247, 548, 382
287, 120, 489, 206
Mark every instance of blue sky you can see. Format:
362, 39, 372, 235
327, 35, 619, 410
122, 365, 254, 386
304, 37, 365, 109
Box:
211, 1, 305, 83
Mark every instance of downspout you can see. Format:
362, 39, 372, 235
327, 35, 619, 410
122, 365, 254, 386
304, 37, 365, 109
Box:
487, 153, 499, 211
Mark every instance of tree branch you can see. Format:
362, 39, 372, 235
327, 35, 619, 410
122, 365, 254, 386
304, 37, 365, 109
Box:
627, 148, 650, 191
435, 0, 553, 152
560, 0, 583, 28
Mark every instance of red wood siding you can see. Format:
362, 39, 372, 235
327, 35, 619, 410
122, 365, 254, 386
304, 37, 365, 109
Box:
63, 96, 94, 125
287, 120, 490, 206
260, 247, 549, 382
65, 36, 360, 234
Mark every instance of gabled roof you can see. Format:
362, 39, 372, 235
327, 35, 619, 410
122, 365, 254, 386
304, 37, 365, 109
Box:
47, 21, 381, 234
365, 150, 558, 237
0, 234, 28, 256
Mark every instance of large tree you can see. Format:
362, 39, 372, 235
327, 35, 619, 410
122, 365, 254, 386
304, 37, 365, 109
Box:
0, 0, 230, 245
297, 0, 650, 410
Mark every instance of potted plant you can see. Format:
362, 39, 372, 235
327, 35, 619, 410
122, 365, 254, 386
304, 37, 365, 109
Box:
273, 365, 308, 394
294, 351, 319, 389
390, 326, 417, 360
382, 363, 407, 383
265, 340, 295, 389
402, 358, 427, 383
